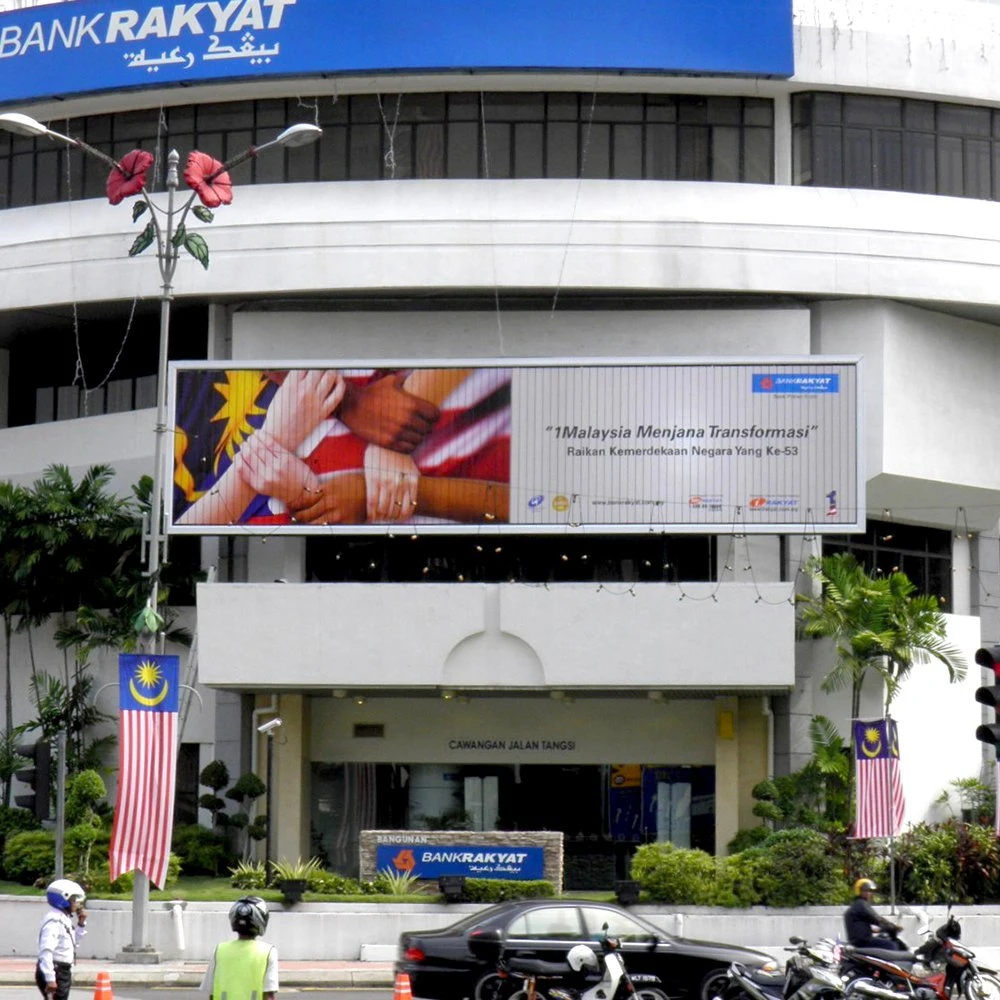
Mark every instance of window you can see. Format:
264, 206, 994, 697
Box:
794, 92, 1000, 202
507, 906, 583, 941
580, 907, 655, 943
0, 93, 774, 210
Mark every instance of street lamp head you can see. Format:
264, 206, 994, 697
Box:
0, 112, 49, 138
273, 123, 322, 148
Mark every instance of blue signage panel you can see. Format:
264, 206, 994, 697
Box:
376, 844, 545, 880
752, 373, 840, 394
0, 0, 794, 107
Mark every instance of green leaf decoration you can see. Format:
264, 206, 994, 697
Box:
132, 200, 148, 222
132, 605, 165, 635
171, 222, 187, 248
192, 205, 214, 223
183, 231, 210, 270
128, 222, 155, 257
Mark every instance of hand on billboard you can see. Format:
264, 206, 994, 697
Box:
235, 431, 321, 507
339, 373, 439, 453
261, 369, 345, 452
287, 472, 366, 525
363, 444, 419, 522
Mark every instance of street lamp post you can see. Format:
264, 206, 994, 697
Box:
0, 111, 320, 958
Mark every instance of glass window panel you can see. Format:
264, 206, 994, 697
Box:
792, 124, 813, 184
711, 126, 741, 182
415, 123, 446, 178
448, 93, 480, 121
349, 123, 381, 179
547, 122, 578, 177
82, 155, 107, 199
319, 126, 349, 181
483, 122, 511, 179
256, 99, 288, 128
677, 97, 709, 124
993, 145, 1000, 200
678, 125, 710, 179
938, 104, 991, 137
965, 138, 991, 199
194, 131, 224, 160
351, 96, 382, 124
484, 93, 545, 121
902, 132, 936, 193
254, 145, 285, 184
84, 115, 112, 143
646, 96, 677, 123
59, 150, 83, 202
225, 130, 254, 165
56, 385, 79, 421
402, 93, 445, 122
873, 129, 902, 189
547, 94, 579, 121
106, 379, 132, 414
135, 375, 157, 409
321, 97, 348, 125
744, 128, 773, 183
200, 102, 253, 132
612, 124, 642, 179
10, 152, 34, 207
845, 95, 901, 128
385, 124, 413, 179
791, 93, 813, 127
811, 92, 843, 124
507, 907, 582, 940
706, 98, 741, 126
81, 386, 105, 417
645, 123, 677, 179
115, 108, 163, 140
166, 105, 194, 133
446, 121, 479, 177
286, 139, 317, 183
937, 135, 964, 196
580, 907, 652, 942
34, 150, 60, 204
904, 100, 935, 132
743, 99, 773, 127
843, 127, 873, 187
35, 387, 54, 424
513, 123, 544, 178
581, 122, 610, 178
811, 125, 843, 186
592, 94, 643, 123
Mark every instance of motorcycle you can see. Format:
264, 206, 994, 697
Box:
714, 937, 848, 1000
840, 911, 1000, 1000
544, 931, 669, 1000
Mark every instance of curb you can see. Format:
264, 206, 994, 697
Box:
0, 967, 398, 989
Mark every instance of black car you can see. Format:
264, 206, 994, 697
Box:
397, 898, 777, 1000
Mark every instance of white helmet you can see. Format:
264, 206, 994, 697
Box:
46, 879, 85, 913
567, 944, 599, 972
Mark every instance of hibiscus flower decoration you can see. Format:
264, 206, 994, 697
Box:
106, 149, 154, 206
183, 151, 233, 208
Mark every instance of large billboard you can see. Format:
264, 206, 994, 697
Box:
0, 0, 794, 107
167, 358, 862, 535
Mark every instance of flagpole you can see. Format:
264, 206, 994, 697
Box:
886, 715, 896, 915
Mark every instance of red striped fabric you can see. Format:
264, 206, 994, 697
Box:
108, 709, 178, 889
853, 719, 905, 839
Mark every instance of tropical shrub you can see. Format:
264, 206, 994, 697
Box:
462, 878, 555, 902
630, 842, 716, 904
750, 828, 847, 907
172, 823, 231, 875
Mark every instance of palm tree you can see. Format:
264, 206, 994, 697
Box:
798, 552, 966, 720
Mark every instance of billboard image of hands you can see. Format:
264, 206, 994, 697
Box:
168, 359, 860, 534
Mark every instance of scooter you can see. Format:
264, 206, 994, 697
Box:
544, 930, 668, 1000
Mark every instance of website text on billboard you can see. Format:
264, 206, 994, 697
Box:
166, 358, 862, 536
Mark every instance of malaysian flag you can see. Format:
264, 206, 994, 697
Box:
853, 718, 905, 838
109, 654, 179, 888
995, 760, 1000, 838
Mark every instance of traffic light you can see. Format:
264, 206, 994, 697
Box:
975, 647, 1000, 747
14, 739, 50, 820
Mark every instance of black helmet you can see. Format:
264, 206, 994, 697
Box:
229, 895, 268, 937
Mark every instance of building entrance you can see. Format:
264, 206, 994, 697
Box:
310, 761, 714, 887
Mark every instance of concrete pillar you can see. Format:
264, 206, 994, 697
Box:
274, 693, 311, 862
714, 695, 740, 854
247, 536, 306, 584
952, 531, 972, 617
773, 92, 792, 186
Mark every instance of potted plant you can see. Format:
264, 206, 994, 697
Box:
270, 856, 321, 905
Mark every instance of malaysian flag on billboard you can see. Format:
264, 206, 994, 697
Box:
109, 654, 179, 888
853, 718, 905, 839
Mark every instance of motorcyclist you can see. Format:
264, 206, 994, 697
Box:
844, 878, 905, 950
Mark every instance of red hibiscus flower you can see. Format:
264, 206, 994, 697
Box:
106, 149, 154, 206
183, 151, 233, 208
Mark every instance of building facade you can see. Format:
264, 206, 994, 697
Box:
0, 0, 995, 883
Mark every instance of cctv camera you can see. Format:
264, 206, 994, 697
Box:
257, 717, 283, 735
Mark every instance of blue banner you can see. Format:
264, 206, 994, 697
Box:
752, 373, 840, 394
376, 844, 544, 880
118, 653, 179, 713
0, 0, 793, 107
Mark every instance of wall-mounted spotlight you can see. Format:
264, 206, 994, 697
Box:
441, 690, 456, 701
332, 689, 348, 699
354, 696, 366, 706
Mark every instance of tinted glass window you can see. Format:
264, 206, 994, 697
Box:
508, 907, 583, 940
580, 907, 656, 943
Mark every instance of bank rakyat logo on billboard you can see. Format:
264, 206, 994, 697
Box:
0, 0, 794, 105
375, 844, 544, 880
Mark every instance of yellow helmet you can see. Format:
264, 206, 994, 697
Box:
854, 878, 877, 895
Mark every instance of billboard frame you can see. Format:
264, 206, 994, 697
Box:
166, 355, 864, 537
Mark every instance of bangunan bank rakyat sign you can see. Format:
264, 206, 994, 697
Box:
0, 0, 794, 106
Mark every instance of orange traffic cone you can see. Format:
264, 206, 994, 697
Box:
93, 970, 113, 1000
393, 971, 413, 1000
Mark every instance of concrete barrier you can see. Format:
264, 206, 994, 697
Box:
6, 897, 999, 963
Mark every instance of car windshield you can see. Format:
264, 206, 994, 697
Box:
580, 906, 664, 943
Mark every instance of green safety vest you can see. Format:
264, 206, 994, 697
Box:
211, 938, 274, 1000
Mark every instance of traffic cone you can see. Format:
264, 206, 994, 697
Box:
393, 971, 413, 1000
93, 970, 113, 1000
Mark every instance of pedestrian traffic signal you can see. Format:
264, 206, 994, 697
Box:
14, 739, 50, 820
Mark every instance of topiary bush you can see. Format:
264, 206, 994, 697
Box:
727, 826, 770, 855
751, 828, 846, 906
172, 823, 232, 875
630, 842, 717, 904
0, 805, 40, 865
3, 829, 55, 884
461, 878, 555, 902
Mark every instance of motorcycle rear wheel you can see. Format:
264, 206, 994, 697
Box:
636, 988, 670, 1000
963, 973, 1000, 1000
475, 974, 518, 1000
